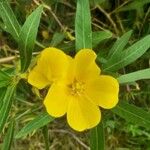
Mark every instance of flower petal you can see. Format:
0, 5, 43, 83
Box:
85, 75, 119, 109
67, 95, 101, 131
37, 47, 69, 82
74, 49, 101, 81
28, 66, 50, 89
65, 56, 75, 84
44, 82, 69, 117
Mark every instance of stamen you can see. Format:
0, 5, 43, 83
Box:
68, 80, 84, 96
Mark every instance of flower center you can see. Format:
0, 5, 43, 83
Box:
69, 80, 84, 96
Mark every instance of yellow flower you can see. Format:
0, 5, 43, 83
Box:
28, 47, 119, 131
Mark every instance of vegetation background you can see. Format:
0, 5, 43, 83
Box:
0, 0, 150, 150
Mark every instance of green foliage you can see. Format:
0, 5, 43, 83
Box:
0, 1, 20, 41
0, 88, 6, 109
0, 2, 43, 72
92, 30, 112, 48
19, 5, 43, 72
2, 121, 14, 150
0, 85, 16, 133
50, 32, 65, 47
75, 0, 92, 51
0, 70, 11, 88
103, 34, 150, 72
15, 112, 54, 139
112, 101, 150, 129
107, 30, 132, 59
118, 68, 150, 84
42, 125, 50, 150
90, 122, 105, 150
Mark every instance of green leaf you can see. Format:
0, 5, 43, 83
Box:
0, 85, 16, 133
0, 70, 11, 88
15, 112, 54, 139
112, 101, 150, 129
118, 68, 150, 84
0, 1, 20, 41
92, 30, 112, 48
50, 32, 65, 46
0, 1, 44, 49
103, 34, 150, 72
18, 5, 43, 72
0, 88, 6, 109
90, 122, 105, 150
2, 121, 14, 150
42, 125, 50, 150
107, 30, 132, 59
75, 0, 92, 51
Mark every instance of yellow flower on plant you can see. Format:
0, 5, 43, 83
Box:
28, 47, 119, 131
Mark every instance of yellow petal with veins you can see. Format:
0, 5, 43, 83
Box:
37, 47, 70, 82
85, 75, 119, 109
74, 49, 101, 82
28, 66, 50, 89
67, 95, 101, 131
28, 47, 70, 88
44, 82, 69, 117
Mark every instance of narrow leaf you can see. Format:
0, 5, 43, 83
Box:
0, 88, 6, 109
2, 121, 14, 150
92, 30, 112, 48
107, 30, 132, 58
50, 32, 65, 46
42, 125, 50, 150
112, 101, 150, 129
18, 5, 43, 72
118, 68, 150, 84
0, 1, 44, 49
90, 122, 105, 150
0, 85, 16, 133
103, 35, 150, 72
15, 112, 54, 139
0, 1, 20, 41
0, 70, 11, 88
75, 0, 92, 51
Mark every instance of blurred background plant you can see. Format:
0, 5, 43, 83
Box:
0, 0, 150, 149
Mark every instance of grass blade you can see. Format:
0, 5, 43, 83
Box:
112, 101, 150, 129
0, 70, 11, 88
0, 85, 16, 133
103, 34, 150, 72
0, 1, 45, 50
18, 5, 43, 72
15, 112, 54, 139
0, 88, 6, 109
0, 1, 20, 41
75, 0, 92, 51
92, 30, 112, 48
107, 30, 132, 59
50, 32, 65, 46
118, 68, 150, 84
2, 121, 14, 150
42, 125, 50, 150
90, 122, 105, 150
